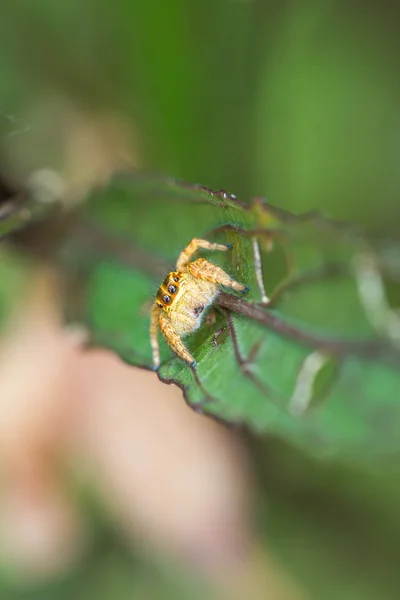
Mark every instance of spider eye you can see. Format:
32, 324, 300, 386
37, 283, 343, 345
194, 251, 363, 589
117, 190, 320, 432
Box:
173, 276, 179, 282
168, 284, 177, 294
162, 295, 172, 304
157, 303, 163, 308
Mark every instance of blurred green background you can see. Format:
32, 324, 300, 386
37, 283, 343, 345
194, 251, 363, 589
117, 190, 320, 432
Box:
1, 1, 400, 599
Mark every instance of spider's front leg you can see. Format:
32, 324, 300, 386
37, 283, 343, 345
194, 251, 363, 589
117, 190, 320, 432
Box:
159, 313, 196, 367
150, 306, 161, 370
176, 238, 230, 270
188, 258, 248, 292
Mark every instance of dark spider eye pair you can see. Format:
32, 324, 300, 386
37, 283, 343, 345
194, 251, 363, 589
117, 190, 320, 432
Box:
168, 284, 177, 294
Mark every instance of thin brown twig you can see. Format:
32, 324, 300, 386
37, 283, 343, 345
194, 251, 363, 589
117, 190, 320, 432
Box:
217, 293, 400, 368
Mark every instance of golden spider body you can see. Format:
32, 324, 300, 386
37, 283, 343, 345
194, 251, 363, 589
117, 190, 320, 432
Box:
150, 238, 247, 369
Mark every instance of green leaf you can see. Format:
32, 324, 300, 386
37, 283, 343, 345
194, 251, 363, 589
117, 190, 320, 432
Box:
0, 249, 31, 330
24, 173, 400, 461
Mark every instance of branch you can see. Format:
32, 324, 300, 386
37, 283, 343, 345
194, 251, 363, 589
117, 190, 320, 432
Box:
217, 292, 400, 367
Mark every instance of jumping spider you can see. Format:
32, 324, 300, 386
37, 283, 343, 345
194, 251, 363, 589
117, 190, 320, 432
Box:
150, 238, 248, 369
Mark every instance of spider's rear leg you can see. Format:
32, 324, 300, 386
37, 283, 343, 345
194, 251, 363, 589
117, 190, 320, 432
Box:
188, 258, 248, 292
176, 238, 230, 270
159, 313, 196, 366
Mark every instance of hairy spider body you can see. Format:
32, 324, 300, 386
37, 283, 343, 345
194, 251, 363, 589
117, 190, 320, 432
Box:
150, 238, 247, 369
156, 263, 219, 334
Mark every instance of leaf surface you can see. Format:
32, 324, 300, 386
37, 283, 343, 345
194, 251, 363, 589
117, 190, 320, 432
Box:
22, 174, 400, 460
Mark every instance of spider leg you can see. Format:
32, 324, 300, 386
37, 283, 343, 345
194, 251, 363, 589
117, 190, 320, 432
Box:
150, 306, 161, 369
188, 258, 248, 292
176, 238, 229, 270
159, 313, 196, 366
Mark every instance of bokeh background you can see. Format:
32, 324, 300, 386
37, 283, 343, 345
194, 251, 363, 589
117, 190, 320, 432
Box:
0, 1, 400, 599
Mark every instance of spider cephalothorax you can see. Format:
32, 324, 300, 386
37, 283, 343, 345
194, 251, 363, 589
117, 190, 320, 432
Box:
155, 272, 181, 309
150, 238, 247, 369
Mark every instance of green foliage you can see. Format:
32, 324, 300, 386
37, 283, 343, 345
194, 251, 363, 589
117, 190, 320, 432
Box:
48, 173, 400, 462
0, 249, 30, 330
1, 1, 400, 599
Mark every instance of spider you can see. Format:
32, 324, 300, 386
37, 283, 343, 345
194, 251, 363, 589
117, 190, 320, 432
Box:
150, 238, 248, 369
